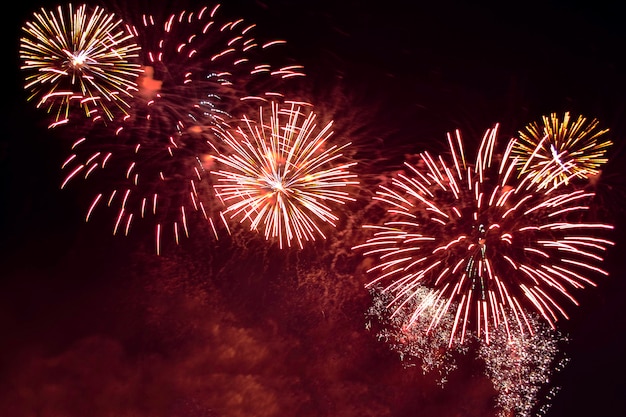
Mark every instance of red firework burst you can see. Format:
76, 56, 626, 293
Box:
354, 124, 615, 346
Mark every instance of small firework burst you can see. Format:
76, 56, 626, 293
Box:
512, 112, 612, 189
354, 124, 614, 346
478, 313, 569, 417
366, 285, 469, 386
19, 3, 142, 127
212, 101, 359, 249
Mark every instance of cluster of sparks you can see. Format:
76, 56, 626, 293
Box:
367, 286, 569, 414
212, 101, 359, 249
366, 286, 469, 386
354, 124, 614, 347
20, 3, 142, 127
478, 314, 569, 417
512, 112, 613, 189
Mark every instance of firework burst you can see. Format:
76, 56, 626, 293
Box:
512, 112, 612, 189
354, 124, 614, 346
19, 3, 142, 128
59, 4, 306, 254
112, 3, 306, 133
211, 101, 359, 249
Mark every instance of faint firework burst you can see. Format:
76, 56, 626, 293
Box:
19, 3, 142, 128
212, 101, 359, 249
512, 112, 612, 189
59, 3, 306, 254
478, 313, 569, 417
354, 123, 614, 346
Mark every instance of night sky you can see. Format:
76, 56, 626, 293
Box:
2, 1, 626, 416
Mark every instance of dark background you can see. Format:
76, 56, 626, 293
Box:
3, 1, 626, 416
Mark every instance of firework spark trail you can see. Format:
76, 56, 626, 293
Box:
20, 3, 142, 128
59, 4, 306, 255
212, 101, 359, 249
354, 124, 614, 346
512, 112, 613, 189
479, 313, 569, 417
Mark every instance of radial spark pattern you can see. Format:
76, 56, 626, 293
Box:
512, 112, 612, 189
59, 4, 306, 254
354, 124, 614, 346
212, 101, 359, 249
20, 3, 142, 127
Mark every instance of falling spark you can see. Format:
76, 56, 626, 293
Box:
479, 313, 569, 417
